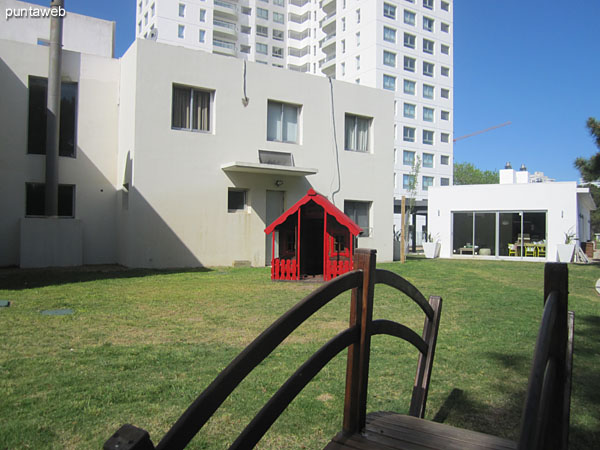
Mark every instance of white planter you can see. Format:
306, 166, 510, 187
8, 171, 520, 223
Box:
393, 240, 401, 261
556, 244, 575, 263
423, 242, 440, 259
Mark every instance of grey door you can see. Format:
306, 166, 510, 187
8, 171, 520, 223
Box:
266, 190, 285, 266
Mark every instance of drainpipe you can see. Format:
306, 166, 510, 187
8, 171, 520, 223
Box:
45, 0, 64, 216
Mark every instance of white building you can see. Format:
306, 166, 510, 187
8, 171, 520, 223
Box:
0, 7, 395, 268
0, 0, 115, 57
136, 0, 454, 236
427, 167, 596, 262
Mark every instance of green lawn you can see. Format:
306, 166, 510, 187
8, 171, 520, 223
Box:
0, 259, 599, 449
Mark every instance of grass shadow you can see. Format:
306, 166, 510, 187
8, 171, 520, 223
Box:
0, 265, 212, 291
431, 352, 530, 441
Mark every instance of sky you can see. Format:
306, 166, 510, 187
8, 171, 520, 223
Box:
23, 0, 600, 182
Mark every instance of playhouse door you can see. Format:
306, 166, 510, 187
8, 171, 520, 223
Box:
265, 190, 285, 266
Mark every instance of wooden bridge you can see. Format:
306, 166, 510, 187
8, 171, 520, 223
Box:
104, 249, 573, 450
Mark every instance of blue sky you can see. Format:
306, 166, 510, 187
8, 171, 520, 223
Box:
24, 0, 600, 181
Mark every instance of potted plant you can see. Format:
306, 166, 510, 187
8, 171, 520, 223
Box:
422, 233, 440, 259
557, 228, 576, 263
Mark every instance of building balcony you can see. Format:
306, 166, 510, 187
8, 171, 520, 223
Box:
320, 0, 336, 14
319, 53, 336, 70
288, 28, 310, 41
288, 45, 310, 58
288, 62, 310, 73
319, 32, 336, 52
213, 38, 236, 57
320, 12, 336, 34
321, 64, 335, 78
213, 0, 237, 20
213, 18, 237, 39
289, 11, 310, 24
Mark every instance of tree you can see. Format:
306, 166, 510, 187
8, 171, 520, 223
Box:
574, 117, 600, 182
453, 162, 499, 185
586, 184, 600, 235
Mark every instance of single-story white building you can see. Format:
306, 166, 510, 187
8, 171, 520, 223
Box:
427, 167, 596, 262
0, 10, 395, 268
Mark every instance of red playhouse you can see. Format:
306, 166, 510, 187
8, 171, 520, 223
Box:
264, 189, 362, 281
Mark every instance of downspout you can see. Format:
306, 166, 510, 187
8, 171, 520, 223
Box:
45, 0, 65, 216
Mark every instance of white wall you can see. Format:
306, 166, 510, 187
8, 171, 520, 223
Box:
427, 182, 584, 262
118, 39, 394, 268
1, 36, 394, 268
0, 0, 114, 57
0, 39, 119, 266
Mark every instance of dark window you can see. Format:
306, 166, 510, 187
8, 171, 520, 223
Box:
27, 76, 77, 157
228, 189, 247, 212
172, 85, 211, 131
344, 200, 371, 237
25, 183, 75, 217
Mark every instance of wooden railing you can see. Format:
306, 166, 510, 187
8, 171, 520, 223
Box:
104, 249, 442, 450
518, 263, 573, 450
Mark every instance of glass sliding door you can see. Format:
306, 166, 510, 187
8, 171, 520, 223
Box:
453, 210, 548, 259
523, 212, 547, 258
452, 212, 474, 255
475, 212, 496, 256
499, 212, 521, 257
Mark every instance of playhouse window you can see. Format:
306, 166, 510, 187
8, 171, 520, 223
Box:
333, 234, 348, 253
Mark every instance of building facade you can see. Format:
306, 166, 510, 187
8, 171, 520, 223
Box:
1, 10, 395, 268
427, 167, 595, 262
136, 0, 454, 233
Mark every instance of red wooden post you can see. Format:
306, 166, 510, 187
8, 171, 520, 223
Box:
297, 212, 301, 279
271, 233, 275, 268
323, 211, 328, 280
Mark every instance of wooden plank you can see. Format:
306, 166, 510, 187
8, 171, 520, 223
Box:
370, 319, 428, 355
356, 249, 377, 429
409, 296, 442, 418
343, 249, 376, 433
365, 412, 516, 450
562, 311, 574, 450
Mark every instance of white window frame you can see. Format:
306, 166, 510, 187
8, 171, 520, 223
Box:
383, 50, 396, 67
383, 26, 396, 43
171, 84, 212, 132
267, 100, 300, 143
383, 75, 396, 91
383, 3, 397, 20
345, 114, 372, 153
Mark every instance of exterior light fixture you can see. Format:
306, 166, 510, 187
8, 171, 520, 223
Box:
275, 180, 284, 187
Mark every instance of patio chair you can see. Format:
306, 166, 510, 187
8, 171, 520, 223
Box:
525, 244, 536, 257
508, 243, 516, 256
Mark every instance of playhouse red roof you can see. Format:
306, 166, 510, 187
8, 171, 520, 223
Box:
264, 189, 363, 235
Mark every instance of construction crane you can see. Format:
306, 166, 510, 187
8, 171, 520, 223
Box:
453, 121, 512, 142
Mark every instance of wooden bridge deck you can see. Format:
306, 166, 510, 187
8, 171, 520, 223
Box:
326, 412, 517, 450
